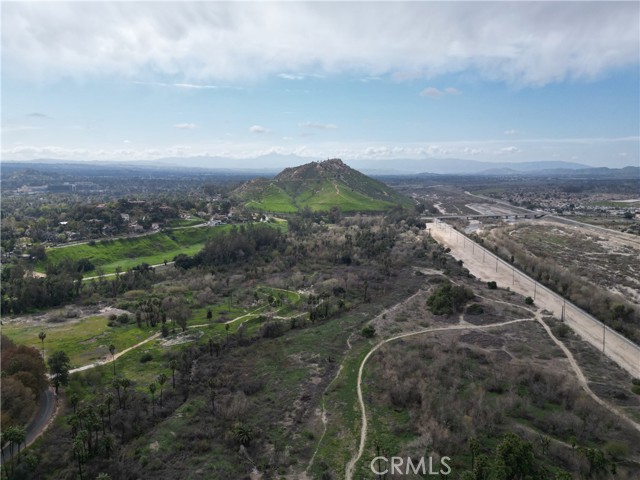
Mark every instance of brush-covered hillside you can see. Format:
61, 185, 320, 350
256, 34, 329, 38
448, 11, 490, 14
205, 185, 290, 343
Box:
233, 158, 413, 212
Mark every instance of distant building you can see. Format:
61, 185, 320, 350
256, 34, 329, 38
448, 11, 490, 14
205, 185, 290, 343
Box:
48, 183, 74, 193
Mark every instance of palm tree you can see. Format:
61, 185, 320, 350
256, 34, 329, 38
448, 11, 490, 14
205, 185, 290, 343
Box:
104, 393, 114, 430
169, 359, 177, 389
111, 377, 122, 409
148, 383, 157, 416
14, 426, 25, 464
207, 378, 216, 416
70, 392, 80, 414
38, 330, 46, 358
232, 422, 252, 447
157, 373, 168, 408
108, 344, 116, 376
73, 435, 85, 480
97, 403, 107, 435
120, 377, 131, 409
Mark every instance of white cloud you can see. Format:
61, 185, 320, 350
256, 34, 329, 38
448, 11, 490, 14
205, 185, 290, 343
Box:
133, 81, 230, 90
299, 122, 338, 130
504, 129, 518, 135
420, 87, 444, 98
499, 146, 521, 154
3, 2, 637, 86
278, 73, 305, 81
2, 136, 636, 166
249, 125, 268, 134
420, 86, 461, 98
174, 123, 196, 129
27, 112, 51, 119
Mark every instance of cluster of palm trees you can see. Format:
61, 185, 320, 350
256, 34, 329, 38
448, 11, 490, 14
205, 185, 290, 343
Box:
67, 400, 114, 480
1, 426, 27, 477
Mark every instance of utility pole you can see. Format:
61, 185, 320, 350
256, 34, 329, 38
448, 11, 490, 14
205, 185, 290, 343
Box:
533, 281, 537, 301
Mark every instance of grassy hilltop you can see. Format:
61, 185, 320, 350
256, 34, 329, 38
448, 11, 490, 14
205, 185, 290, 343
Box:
234, 158, 413, 213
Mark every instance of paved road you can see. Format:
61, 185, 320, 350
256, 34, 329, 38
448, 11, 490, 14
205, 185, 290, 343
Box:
1, 387, 57, 465
429, 221, 640, 378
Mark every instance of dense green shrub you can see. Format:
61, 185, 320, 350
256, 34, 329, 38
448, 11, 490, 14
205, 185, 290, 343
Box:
427, 283, 474, 315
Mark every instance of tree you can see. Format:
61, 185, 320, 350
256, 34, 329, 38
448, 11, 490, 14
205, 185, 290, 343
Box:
38, 330, 46, 358
108, 344, 116, 376
4, 425, 27, 469
48, 350, 71, 394
169, 359, 178, 389
104, 393, 114, 430
361, 325, 376, 338
13, 426, 26, 464
207, 378, 216, 416
148, 383, 157, 416
232, 422, 253, 446
120, 377, 131, 409
70, 392, 81, 414
469, 437, 480, 471
157, 373, 168, 408
73, 435, 85, 480
225, 323, 230, 345
206, 308, 213, 320
162, 296, 191, 332
112, 377, 122, 409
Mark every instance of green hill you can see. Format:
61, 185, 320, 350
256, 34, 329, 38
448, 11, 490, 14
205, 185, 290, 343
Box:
234, 158, 413, 212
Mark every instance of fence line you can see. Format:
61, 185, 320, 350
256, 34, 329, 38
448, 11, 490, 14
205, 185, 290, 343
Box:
431, 221, 640, 375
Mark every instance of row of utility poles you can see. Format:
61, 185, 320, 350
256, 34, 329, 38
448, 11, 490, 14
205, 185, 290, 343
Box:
433, 220, 608, 354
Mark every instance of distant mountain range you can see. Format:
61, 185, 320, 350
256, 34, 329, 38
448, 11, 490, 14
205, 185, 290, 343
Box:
4, 156, 639, 178
233, 158, 413, 212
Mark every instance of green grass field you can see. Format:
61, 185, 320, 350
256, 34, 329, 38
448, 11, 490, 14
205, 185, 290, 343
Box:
2, 316, 155, 368
39, 225, 234, 275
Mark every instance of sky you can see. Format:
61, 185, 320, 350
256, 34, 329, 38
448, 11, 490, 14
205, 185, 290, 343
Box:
1, 1, 639, 169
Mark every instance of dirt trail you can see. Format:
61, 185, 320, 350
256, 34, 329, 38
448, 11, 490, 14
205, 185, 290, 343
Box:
69, 331, 162, 374
304, 332, 354, 476
428, 221, 640, 379
475, 293, 640, 433
345, 318, 534, 480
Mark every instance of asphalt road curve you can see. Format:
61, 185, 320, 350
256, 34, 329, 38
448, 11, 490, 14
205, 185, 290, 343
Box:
1, 387, 57, 465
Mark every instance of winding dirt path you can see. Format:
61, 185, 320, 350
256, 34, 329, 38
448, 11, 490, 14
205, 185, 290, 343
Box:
345, 317, 533, 480
476, 293, 640, 433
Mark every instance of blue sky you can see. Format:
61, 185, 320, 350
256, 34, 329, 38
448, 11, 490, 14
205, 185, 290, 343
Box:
2, 1, 639, 169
